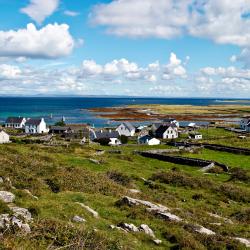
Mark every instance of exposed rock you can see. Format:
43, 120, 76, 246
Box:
110, 224, 128, 233
234, 237, 250, 248
118, 196, 169, 213
117, 222, 139, 232
0, 177, 3, 184
89, 158, 101, 165
153, 239, 162, 245
76, 202, 99, 218
129, 189, 141, 194
0, 214, 31, 233
192, 225, 216, 235
139, 224, 155, 238
0, 191, 15, 203
95, 150, 105, 156
207, 212, 233, 224
9, 206, 32, 222
72, 215, 86, 223
157, 212, 182, 222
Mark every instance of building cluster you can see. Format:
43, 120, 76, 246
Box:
0, 115, 249, 145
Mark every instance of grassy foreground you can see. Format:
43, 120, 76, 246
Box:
0, 132, 249, 249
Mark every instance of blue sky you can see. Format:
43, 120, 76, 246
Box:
0, 0, 249, 97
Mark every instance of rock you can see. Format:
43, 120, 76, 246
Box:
110, 224, 128, 233
89, 159, 101, 165
72, 215, 86, 223
76, 202, 99, 218
0, 214, 31, 233
193, 225, 216, 235
0, 177, 3, 183
129, 189, 141, 194
157, 212, 182, 222
9, 206, 32, 221
234, 237, 250, 248
153, 239, 162, 245
209, 223, 222, 226
117, 222, 139, 232
118, 196, 169, 213
139, 224, 155, 238
0, 191, 15, 203
95, 150, 105, 156
207, 212, 233, 224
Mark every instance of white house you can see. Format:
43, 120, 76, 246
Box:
155, 124, 178, 139
116, 122, 136, 137
5, 117, 26, 129
25, 118, 48, 134
138, 135, 160, 145
240, 117, 250, 132
163, 118, 180, 128
189, 133, 202, 140
0, 130, 10, 144
109, 138, 122, 146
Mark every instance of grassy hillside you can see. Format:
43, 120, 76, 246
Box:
0, 133, 249, 249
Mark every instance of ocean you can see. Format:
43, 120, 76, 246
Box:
0, 97, 249, 127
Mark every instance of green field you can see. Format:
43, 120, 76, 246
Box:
0, 129, 249, 249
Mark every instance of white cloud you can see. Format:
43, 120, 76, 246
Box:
64, 10, 80, 17
91, 0, 250, 47
231, 48, 250, 67
0, 23, 75, 59
0, 64, 21, 79
163, 53, 187, 79
21, 0, 59, 24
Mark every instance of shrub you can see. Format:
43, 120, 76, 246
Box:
94, 138, 110, 146
106, 171, 133, 187
120, 135, 128, 144
150, 170, 213, 189
45, 179, 61, 193
231, 208, 250, 223
230, 167, 250, 182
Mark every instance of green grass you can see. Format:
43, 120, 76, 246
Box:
0, 128, 249, 249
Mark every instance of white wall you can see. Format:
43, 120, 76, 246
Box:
116, 124, 135, 136
0, 131, 10, 143
163, 127, 178, 139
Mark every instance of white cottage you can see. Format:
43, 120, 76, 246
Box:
25, 118, 48, 134
5, 117, 26, 129
155, 124, 178, 139
189, 133, 202, 140
116, 122, 135, 137
138, 135, 160, 145
240, 117, 250, 132
0, 130, 10, 144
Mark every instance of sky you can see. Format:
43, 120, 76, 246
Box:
0, 0, 250, 97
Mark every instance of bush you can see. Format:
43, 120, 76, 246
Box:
106, 171, 133, 187
150, 170, 213, 189
94, 138, 110, 146
45, 179, 61, 193
120, 135, 128, 144
230, 167, 250, 182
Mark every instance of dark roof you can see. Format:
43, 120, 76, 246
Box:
50, 126, 70, 131
139, 135, 153, 141
5, 117, 24, 123
163, 118, 176, 122
95, 130, 120, 140
26, 118, 43, 126
122, 122, 135, 131
155, 124, 177, 137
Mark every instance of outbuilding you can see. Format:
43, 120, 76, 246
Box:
0, 130, 10, 144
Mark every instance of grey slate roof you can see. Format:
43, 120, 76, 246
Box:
95, 130, 120, 140
26, 118, 43, 126
122, 122, 135, 131
5, 117, 24, 124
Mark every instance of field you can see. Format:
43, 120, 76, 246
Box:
89, 104, 250, 122
0, 128, 249, 249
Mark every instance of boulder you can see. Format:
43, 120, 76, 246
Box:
139, 224, 155, 238
72, 215, 86, 223
129, 189, 141, 194
9, 206, 32, 221
0, 191, 15, 203
157, 212, 182, 222
153, 239, 162, 245
76, 202, 99, 218
117, 222, 139, 232
192, 225, 216, 235
234, 237, 250, 248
